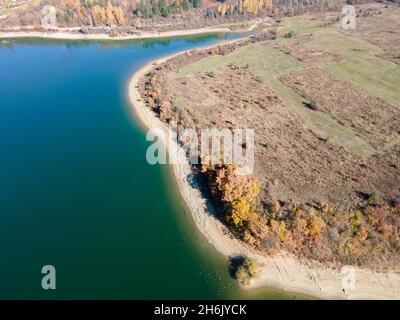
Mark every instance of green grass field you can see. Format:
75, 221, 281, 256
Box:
277, 17, 400, 105
303, 29, 400, 106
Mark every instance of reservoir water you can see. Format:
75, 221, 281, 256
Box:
0, 35, 298, 299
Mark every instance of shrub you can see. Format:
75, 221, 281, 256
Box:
270, 219, 288, 242
368, 192, 381, 205
349, 210, 363, 233
180, 0, 190, 11
358, 226, 368, 241
147, 70, 156, 77
308, 214, 326, 242
283, 31, 294, 38
231, 198, 252, 228
206, 71, 215, 78
291, 217, 308, 243
205, 164, 261, 229
235, 257, 260, 285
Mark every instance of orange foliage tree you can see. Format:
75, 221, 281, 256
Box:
205, 164, 261, 228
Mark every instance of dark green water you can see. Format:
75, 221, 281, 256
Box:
0, 35, 299, 299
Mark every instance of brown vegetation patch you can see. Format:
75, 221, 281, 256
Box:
167, 65, 281, 130
280, 67, 400, 151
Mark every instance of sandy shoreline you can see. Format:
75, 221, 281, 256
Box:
0, 18, 268, 41
0, 26, 233, 41
127, 40, 400, 300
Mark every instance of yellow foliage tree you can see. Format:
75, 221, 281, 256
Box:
231, 198, 252, 228
308, 214, 326, 242
207, 164, 261, 228
218, 0, 272, 16
65, 0, 89, 19
113, 6, 125, 25
270, 220, 288, 242
92, 5, 107, 25
105, 4, 116, 25
92, 4, 125, 26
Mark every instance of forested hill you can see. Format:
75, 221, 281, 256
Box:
1, 0, 345, 30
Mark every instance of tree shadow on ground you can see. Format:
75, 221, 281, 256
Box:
228, 255, 246, 279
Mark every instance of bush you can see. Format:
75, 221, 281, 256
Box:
204, 164, 261, 228
180, 0, 190, 11
308, 214, 326, 242
137, 0, 151, 18
235, 257, 260, 285
283, 31, 294, 38
368, 192, 381, 205
206, 71, 215, 78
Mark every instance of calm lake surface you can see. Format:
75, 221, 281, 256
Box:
0, 34, 300, 299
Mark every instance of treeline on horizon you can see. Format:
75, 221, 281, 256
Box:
1, 0, 348, 28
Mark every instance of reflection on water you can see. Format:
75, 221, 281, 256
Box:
0, 32, 230, 49
0, 32, 307, 299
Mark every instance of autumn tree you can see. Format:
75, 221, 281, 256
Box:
205, 164, 261, 228
91, 2, 125, 26
308, 213, 326, 242
235, 257, 260, 285
92, 5, 106, 24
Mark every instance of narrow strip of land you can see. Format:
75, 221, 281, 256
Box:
0, 26, 231, 40
0, 19, 266, 40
